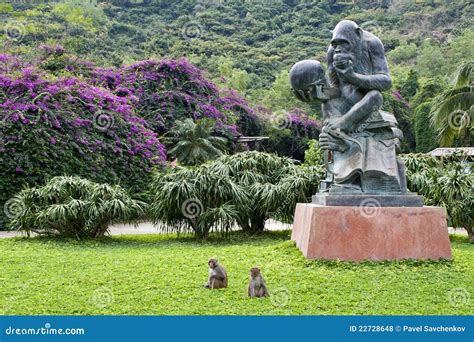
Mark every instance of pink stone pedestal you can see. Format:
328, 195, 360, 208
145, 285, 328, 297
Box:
291, 203, 452, 261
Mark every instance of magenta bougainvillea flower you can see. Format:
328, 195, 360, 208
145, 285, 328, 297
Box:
90, 58, 247, 139
1, 54, 167, 227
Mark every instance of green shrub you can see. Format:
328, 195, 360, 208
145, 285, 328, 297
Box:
387, 43, 418, 64
401, 153, 473, 242
149, 151, 324, 239
303, 139, 324, 167
8, 176, 146, 239
413, 102, 438, 153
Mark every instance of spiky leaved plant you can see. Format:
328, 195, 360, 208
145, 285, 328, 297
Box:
8, 176, 146, 239
401, 153, 473, 242
150, 151, 324, 238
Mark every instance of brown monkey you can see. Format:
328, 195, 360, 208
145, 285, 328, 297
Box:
248, 267, 269, 298
205, 258, 228, 289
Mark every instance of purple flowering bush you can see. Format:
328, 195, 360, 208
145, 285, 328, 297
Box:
37, 44, 95, 77
259, 107, 320, 161
91, 58, 248, 141
0, 54, 166, 228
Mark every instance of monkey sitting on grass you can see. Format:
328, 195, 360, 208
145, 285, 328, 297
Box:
248, 267, 269, 298
204, 258, 228, 289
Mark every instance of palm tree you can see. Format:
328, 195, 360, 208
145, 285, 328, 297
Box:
430, 61, 474, 146
168, 119, 228, 166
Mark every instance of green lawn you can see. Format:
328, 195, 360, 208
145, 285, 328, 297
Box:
0, 231, 472, 315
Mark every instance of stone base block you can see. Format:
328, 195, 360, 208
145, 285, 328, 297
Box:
291, 204, 451, 261
312, 193, 424, 207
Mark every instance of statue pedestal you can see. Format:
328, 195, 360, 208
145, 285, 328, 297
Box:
312, 193, 424, 207
291, 203, 452, 261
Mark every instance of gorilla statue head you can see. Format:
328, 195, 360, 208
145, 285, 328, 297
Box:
330, 20, 363, 69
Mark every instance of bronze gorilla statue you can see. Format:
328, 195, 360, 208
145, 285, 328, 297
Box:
290, 20, 407, 194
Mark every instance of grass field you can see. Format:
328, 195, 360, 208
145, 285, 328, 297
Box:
0, 231, 472, 315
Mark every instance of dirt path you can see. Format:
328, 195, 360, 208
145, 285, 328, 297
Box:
0, 221, 466, 238
0, 219, 293, 238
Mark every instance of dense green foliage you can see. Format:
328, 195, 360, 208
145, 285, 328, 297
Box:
411, 79, 447, 152
303, 139, 324, 167
401, 153, 474, 242
168, 118, 228, 165
8, 176, 146, 238
150, 151, 323, 238
1, 0, 472, 146
0, 232, 472, 315
430, 62, 474, 147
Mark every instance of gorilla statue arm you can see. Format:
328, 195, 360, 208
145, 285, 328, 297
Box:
334, 36, 392, 92
327, 20, 392, 92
